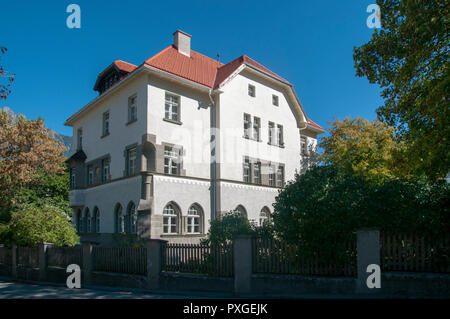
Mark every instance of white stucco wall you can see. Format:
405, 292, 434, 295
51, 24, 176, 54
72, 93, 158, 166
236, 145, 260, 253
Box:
69, 74, 148, 179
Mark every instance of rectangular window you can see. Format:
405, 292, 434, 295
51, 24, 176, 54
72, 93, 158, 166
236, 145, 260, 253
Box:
128, 95, 137, 123
277, 166, 284, 187
127, 147, 137, 176
301, 136, 308, 155
164, 147, 179, 175
253, 117, 261, 141
272, 94, 279, 106
254, 162, 261, 184
70, 168, 76, 188
248, 84, 255, 97
77, 128, 82, 150
101, 158, 110, 182
187, 217, 200, 234
243, 113, 251, 138
102, 112, 110, 136
87, 165, 94, 186
268, 122, 275, 144
277, 124, 284, 146
243, 158, 251, 183
165, 93, 180, 122
269, 165, 276, 186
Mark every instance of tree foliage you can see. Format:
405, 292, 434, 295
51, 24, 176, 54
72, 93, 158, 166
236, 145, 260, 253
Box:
0, 47, 15, 101
202, 211, 274, 246
0, 111, 66, 213
353, 0, 449, 180
272, 165, 450, 262
0, 204, 79, 247
319, 117, 410, 182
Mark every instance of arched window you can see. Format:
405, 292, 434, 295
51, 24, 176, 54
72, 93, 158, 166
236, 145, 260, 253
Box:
163, 203, 179, 234
259, 207, 270, 226
93, 207, 100, 233
114, 204, 125, 233
75, 209, 82, 233
187, 204, 203, 234
84, 208, 91, 233
126, 202, 137, 234
234, 205, 247, 218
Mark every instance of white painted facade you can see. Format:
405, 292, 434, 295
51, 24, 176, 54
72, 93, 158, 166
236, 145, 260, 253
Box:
66, 31, 323, 245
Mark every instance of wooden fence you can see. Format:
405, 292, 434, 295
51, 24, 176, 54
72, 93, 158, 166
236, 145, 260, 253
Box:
17, 247, 39, 269
162, 243, 234, 277
0, 246, 11, 266
380, 233, 450, 273
47, 246, 83, 269
92, 246, 147, 275
252, 238, 357, 277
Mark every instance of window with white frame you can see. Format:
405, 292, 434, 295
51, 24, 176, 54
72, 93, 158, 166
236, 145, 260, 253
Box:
268, 165, 276, 186
102, 111, 110, 136
301, 136, 308, 155
260, 207, 270, 226
243, 113, 251, 138
243, 158, 251, 183
127, 202, 137, 234
128, 95, 137, 123
93, 207, 100, 233
277, 166, 284, 187
164, 147, 180, 175
187, 205, 202, 234
165, 93, 180, 122
115, 204, 124, 233
85, 208, 91, 233
163, 204, 179, 234
75, 209, 82, 233
101, 158, 110, 182
254, 161, 261, 184
268, 122, 275, 144
253, 117, 261, 141
70, 168, 76, 188
87, 165, 93, 186
248, 84, 255, 97
272, 94, 279, 106
127, 147, 137, 176
277, 124, 284, 146
77, 128, 83, 150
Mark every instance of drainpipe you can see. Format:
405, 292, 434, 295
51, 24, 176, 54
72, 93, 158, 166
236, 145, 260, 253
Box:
209, 89, 217, 220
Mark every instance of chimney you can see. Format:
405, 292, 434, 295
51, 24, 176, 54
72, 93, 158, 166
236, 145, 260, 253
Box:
173, 30, 191, 57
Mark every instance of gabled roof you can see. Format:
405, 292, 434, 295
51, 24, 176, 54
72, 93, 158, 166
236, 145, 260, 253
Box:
93, 60, 137, 92
144, 45, 222, 89
66, 150, 87, 162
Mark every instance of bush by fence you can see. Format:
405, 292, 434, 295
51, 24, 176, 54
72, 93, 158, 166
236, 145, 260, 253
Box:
381, 233, 450, 273
252, 238, 357, 277
162, 243, 234, 277
92, 246, 147, 275
47, 246, 83, 269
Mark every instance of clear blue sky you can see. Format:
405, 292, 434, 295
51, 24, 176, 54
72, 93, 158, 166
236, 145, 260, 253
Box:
1, 0, 383, 136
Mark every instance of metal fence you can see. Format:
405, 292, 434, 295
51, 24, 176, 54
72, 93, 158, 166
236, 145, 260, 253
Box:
17, 247, 39, 268
47, 246, 83, 269
381, 233, 450, 273
92, 246, 147, 275
252, 238, 357, 277
162, 243, 234, 277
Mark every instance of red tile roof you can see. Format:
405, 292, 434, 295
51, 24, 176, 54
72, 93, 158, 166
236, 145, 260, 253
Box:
114, 60, 137, 73
144, 45, 222, 88
307, 119, 324, 131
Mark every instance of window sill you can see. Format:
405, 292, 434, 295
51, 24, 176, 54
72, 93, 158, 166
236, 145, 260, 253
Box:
126, 119, 137, 126
243, 136, 261, 142
268, 142, 284, 148
163, 118, 182, 125
160, 234, 205, 238
101, 133, 110, 139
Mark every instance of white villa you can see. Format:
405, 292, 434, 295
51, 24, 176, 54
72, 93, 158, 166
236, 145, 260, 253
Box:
65, 30, 324, 245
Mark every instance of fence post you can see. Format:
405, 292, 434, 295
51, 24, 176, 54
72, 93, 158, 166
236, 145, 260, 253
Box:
38, 242, 52, 281
356, 228, 381, 294
11, 244, 17, 279
233, 235, 253, 295
82, 242, 93, 286
146, 239, 167, 290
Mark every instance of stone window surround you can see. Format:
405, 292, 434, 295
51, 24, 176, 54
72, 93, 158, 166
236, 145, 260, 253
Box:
243, 155, 285, 188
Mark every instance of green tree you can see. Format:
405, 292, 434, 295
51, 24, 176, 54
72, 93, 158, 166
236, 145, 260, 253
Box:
0, 204, 79, 247
353, 0, 449, 180
319, 117, 409, 182
272, 165, 449, 262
